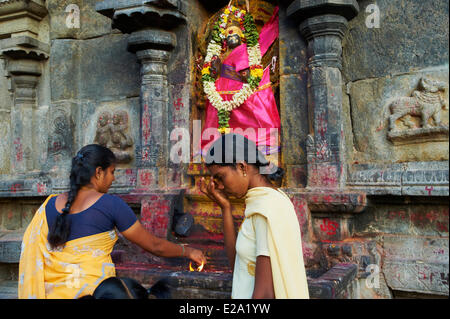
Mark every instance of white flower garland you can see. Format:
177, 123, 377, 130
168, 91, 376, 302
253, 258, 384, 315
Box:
202, 6, 263, 116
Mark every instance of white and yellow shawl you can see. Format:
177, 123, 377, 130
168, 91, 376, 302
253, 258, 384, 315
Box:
244, 187, 310, 299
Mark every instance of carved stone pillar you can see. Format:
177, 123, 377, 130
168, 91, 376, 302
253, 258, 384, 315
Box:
0, 1, 49, 174
302, 17, 348, 189
96, 1, 184, 189
287, 1, 359, 190
96, 1, 186, 239
128, 30, 176, 179
286, 1, 366, 224
8, 67, 40, 173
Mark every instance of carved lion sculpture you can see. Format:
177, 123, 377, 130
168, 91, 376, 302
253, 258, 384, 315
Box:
388, 77, 447, 131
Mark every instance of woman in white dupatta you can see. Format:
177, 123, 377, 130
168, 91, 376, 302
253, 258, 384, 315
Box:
200, 133, 309, 299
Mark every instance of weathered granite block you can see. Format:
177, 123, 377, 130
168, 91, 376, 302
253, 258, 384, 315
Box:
140, 191, 184, 239
383, 236, 449, 296
169, 83, 190, 133
50, 35, 140, 101
353, 202, 449, 237
285, 165, 308, 188
77, 34, 141, 99
342, 0, 449, 82
47, 0, 112, 40
0, 101, 11, 175
0, 231, 23, 263
109, 168, 138, 194
0, 203, 20, 231
0, 177, 51, 198
312, 216, 355, 241
278, 5, 308, 76
49, 39, 80, 101
280, 74, 309, 168
307, 263, 358, 299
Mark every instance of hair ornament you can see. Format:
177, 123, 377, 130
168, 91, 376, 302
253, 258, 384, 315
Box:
76, 153, 84, 161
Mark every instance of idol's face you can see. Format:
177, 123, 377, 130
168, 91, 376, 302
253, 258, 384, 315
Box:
226, 33, 242, 49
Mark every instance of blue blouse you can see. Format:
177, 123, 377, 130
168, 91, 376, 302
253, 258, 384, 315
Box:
46, 193, 137, 242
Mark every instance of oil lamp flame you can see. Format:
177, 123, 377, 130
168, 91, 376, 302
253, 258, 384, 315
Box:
189, 261, 204, 272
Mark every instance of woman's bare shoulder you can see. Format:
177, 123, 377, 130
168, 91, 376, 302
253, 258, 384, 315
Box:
54, 193, 68, 212
55, 192, 68, 202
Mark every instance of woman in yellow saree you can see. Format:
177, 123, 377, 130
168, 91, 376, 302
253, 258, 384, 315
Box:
19, 144, 206, 299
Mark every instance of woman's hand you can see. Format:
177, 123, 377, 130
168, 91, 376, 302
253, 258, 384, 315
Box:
200, 177, 231, 210
186, 246, 207, 266
122, 221, 208, 264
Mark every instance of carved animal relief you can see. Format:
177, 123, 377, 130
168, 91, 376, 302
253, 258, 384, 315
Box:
388, 77, 448, 144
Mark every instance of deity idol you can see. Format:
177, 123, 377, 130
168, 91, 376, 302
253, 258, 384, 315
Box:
200, 6, 280, 160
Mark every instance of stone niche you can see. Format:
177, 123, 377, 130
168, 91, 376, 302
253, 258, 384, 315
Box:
345, 69, 449, 196
93, 108, 135, 164
387, 77, 448, 145
82, 100, 140, 193
346, 68, 449, 165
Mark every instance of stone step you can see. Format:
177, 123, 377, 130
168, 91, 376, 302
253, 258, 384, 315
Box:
0, 280, 18, 299
115, 262, 358, 299
0, 231, 23, 264
115, 262, 233, 299
112, 229, 231, 272
0, 261, 358, 299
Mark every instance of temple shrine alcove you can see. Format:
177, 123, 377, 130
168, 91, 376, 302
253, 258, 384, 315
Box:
185, 0, 284, 273
0, 0, 448, 299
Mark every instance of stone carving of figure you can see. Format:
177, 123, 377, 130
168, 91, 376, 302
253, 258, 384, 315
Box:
94, 110, 133, 163
48, 108, 73, 163
95, 111, 111, 147
388, 77, 447, 131
111, 110, 133, 150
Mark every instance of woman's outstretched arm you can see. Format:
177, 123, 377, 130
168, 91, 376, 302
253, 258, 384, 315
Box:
121, 220, 206, 266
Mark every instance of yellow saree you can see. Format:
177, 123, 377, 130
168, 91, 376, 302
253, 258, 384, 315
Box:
18, 194, 118, 299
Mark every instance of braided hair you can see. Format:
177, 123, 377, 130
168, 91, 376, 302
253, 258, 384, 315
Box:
79, 277, 171, 299
47, 144, 116, 250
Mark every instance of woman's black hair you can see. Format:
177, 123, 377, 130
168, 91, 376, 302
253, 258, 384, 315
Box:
79, 277, 171, 299
47, 144, 116, 250
204, 133, 284, 182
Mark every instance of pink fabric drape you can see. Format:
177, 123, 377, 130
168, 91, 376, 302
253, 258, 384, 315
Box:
200, 7, 280, 155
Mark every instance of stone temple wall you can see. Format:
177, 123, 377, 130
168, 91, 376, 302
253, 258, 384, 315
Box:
339, 0, 449, 297
0, 0, 448, 299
